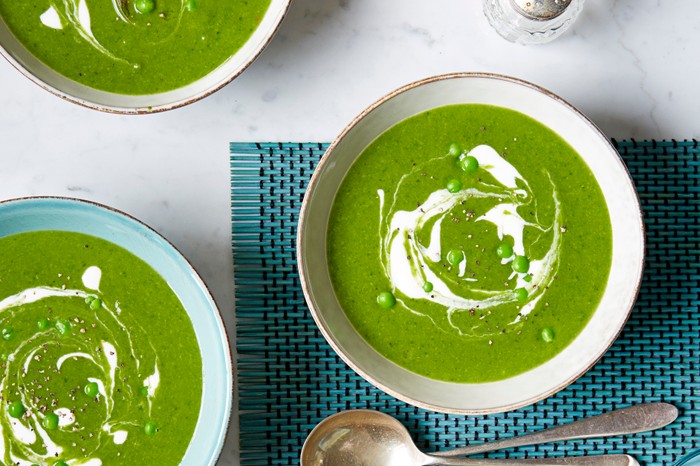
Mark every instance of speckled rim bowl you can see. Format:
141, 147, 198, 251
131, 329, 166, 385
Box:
297, 73, 645, 415
0, 0, 290, 113
677, 450, 700, 466
0, 196, 232, 464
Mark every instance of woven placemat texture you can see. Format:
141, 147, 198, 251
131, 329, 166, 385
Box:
231, 141, 699, 466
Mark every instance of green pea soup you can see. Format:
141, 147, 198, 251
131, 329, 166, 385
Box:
327, 104, 613, 383
0, 0, 271, 94
0, 230, 202, 465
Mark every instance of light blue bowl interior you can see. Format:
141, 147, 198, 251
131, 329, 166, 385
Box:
678, 450, 700, 466
0, 197, 232, 465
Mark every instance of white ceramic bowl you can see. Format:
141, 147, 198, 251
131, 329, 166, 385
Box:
0, 197, 232, 464
297, 73, 645, 414
0, 0, 290, 113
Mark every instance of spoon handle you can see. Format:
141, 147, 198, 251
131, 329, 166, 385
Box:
426, 454, 638, 465
433, 402, 677, 457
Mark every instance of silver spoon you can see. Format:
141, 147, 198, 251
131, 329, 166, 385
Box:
301, 403, 677, 466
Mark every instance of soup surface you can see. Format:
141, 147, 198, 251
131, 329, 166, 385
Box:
0, 230, 202, 465
327, 104, 613, 383
0, 0, 271, 94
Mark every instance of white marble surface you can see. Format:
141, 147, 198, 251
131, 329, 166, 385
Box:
0, 0, 697, 464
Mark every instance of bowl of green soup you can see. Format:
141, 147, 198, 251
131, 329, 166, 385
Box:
298, 73, 645, 414
0, 197, 231, 464
0, 0, 290, 112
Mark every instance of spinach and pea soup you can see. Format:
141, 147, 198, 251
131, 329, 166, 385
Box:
0, 231, 202, 465
0, 0, 271, 94
328, 104, 613, 383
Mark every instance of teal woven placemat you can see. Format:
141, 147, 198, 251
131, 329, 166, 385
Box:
231, 141, 699, 466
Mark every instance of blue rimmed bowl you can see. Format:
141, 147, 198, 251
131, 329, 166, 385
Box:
677, 450, 700, 466
0, 196, 232, 465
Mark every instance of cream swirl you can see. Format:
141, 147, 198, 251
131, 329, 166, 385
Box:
0, 267, 159, 465
39, 0, 192, 64
378, 144, 563, 337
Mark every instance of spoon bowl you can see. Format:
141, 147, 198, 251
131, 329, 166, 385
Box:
300, 410, 424, 466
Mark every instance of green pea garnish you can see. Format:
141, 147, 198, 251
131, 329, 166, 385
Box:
89, 298, 102, 311
446, 249, 464, 266
523, 274, 533, 283
84, 382, 99, 398
512, 255, 530, 273
446, 179, 462, 193
1, 326, 15, 341
54, 462, 69, 466
513, 288, 528, 302
185, 0, 197, 11
55, 319, 71, 337
422, 281, 433, 293
541, 327, 555, 343
447, 143, 462, 157
37, 318, 50, 330
459, 155, 479, 174
144, 420, 158, 436
140, 386, 149, 397
8, 400, 25, 418
376, 291, 396, 308
42, 413, 59, 430
136, 0, 156, 13
496, 242, 513, 259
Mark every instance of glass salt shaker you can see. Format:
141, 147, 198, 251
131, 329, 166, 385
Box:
483, 0, 585, 45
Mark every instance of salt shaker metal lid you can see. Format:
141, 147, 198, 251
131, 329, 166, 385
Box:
511, 0, 573, 20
